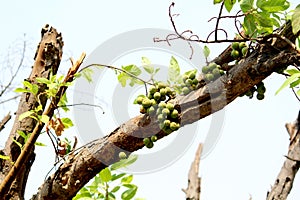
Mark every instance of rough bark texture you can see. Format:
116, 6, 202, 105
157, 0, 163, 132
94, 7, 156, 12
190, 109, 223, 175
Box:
266, 111, 300, 200
0, 25, 63, 200
182, 143, 203, 200
31, 22, 300, 199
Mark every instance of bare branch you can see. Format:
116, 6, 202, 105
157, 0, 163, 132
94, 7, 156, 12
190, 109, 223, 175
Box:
266, 110, 300, 200
0, 113, 11, 132
182, 143, 203, 200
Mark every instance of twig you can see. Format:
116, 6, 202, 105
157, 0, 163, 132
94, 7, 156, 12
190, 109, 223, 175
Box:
0, 112, 11, 132
59, 103, 105, 114
0, 38, 26, 97
215, 1, 225, 41
0, 95, 21, 105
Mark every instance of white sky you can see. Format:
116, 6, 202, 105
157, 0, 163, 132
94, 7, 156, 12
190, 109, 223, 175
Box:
0, 0, 300, 200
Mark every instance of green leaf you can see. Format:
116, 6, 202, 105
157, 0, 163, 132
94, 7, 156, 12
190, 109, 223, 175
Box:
23, 80, 33, 90
31, 84, 39, 95
35, 142, 47, 146
168, 56, 181, 83
239, 0, 254, 13
143, 65, 154, 74
100, 167, 112, 182
286, 69, 300, 75
17, 130, 28, 140
121, 175, 133, 184
111, 173, 126, 181
290, 78, 300, 88
82, 68, 94, 83
0, 154, 10, 160
275, 72, 300, 95
36, 77, 51, 84
292, 4, 300, 34
61, 118, 74, 129
111, 186, 121, 193
122, 183, 137, 189
12, 138, 23, 149
19, 111, 34, 121
121, 188, 137, 200
40, 115, 50, 123
118, 73, 130, 87
110, 154, 138, 171
243, 14, 257, 36
224, 0, 236, 12
14, 88, 29, 93
257, 0, 290, 13
122, 65, 142, 76
203, 45, 210, 58
213, 0, 223, 4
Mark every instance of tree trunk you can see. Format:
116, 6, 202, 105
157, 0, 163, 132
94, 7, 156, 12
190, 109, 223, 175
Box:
0, 25, 63, 200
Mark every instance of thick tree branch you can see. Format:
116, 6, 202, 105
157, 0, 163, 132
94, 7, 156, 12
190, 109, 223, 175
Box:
31, 21, 300, 199
0, 25, 63, 200
0, 113, 11, 132
182, 143, 203, 200
266, 110, 300, 200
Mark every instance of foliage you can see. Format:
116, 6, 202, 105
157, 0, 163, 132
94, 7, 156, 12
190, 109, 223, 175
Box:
73, 154, 141, 200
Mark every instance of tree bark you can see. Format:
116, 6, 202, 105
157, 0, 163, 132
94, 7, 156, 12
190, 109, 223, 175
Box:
182, 143, 203, 200
0, 25, 63, 200
31, 21, 300, 199
266, 111, 300, 200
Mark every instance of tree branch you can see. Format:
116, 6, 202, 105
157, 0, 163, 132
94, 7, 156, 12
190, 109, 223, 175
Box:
0, 112, 11, 132
266, 110, 300, 200
31, 21, 300, 199
182, 143, 203, 200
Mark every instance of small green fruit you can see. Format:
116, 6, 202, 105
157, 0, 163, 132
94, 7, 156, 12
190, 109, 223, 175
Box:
219, 69, 225, 75
119, 152, 127, 159
150, 99, 157, 106
157, 114, 165, 122
158, 102, 166, 108
256, 93, 265, 100
202, 66, 209, 74
182, 74, 189, 82
189, 72, 196, 79
165, 87, 172, 95
231, 42, 240, 50
163, 119, 171, 127
239, 42, 247, 49
241, 47, 248, 56
143, 137, 150, 145
170, 109, 179, 119
257, 85, 266, 94
142, 98, 152, 108
192, 78, 199, 85
162, 108, 170, 116
145, 141, 154, 148
182, 86, 190, 95
245, 90, 253, 97
231, 50, 240, 59
166, 103, 174, 111
208, 62, 217, 71
136, 96, 144, 104
157, 82, 167, 89
160, 88, 167, 96
170, 122, 180, 131
185, 79, 193, 86
205, 73, 214, 81
147, 106, 155, 115
212, 68, 220, 76
140, 106, 146, 114
151, 135, 158, 142
153, 92, 161, 101
149, 85, 157, 95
